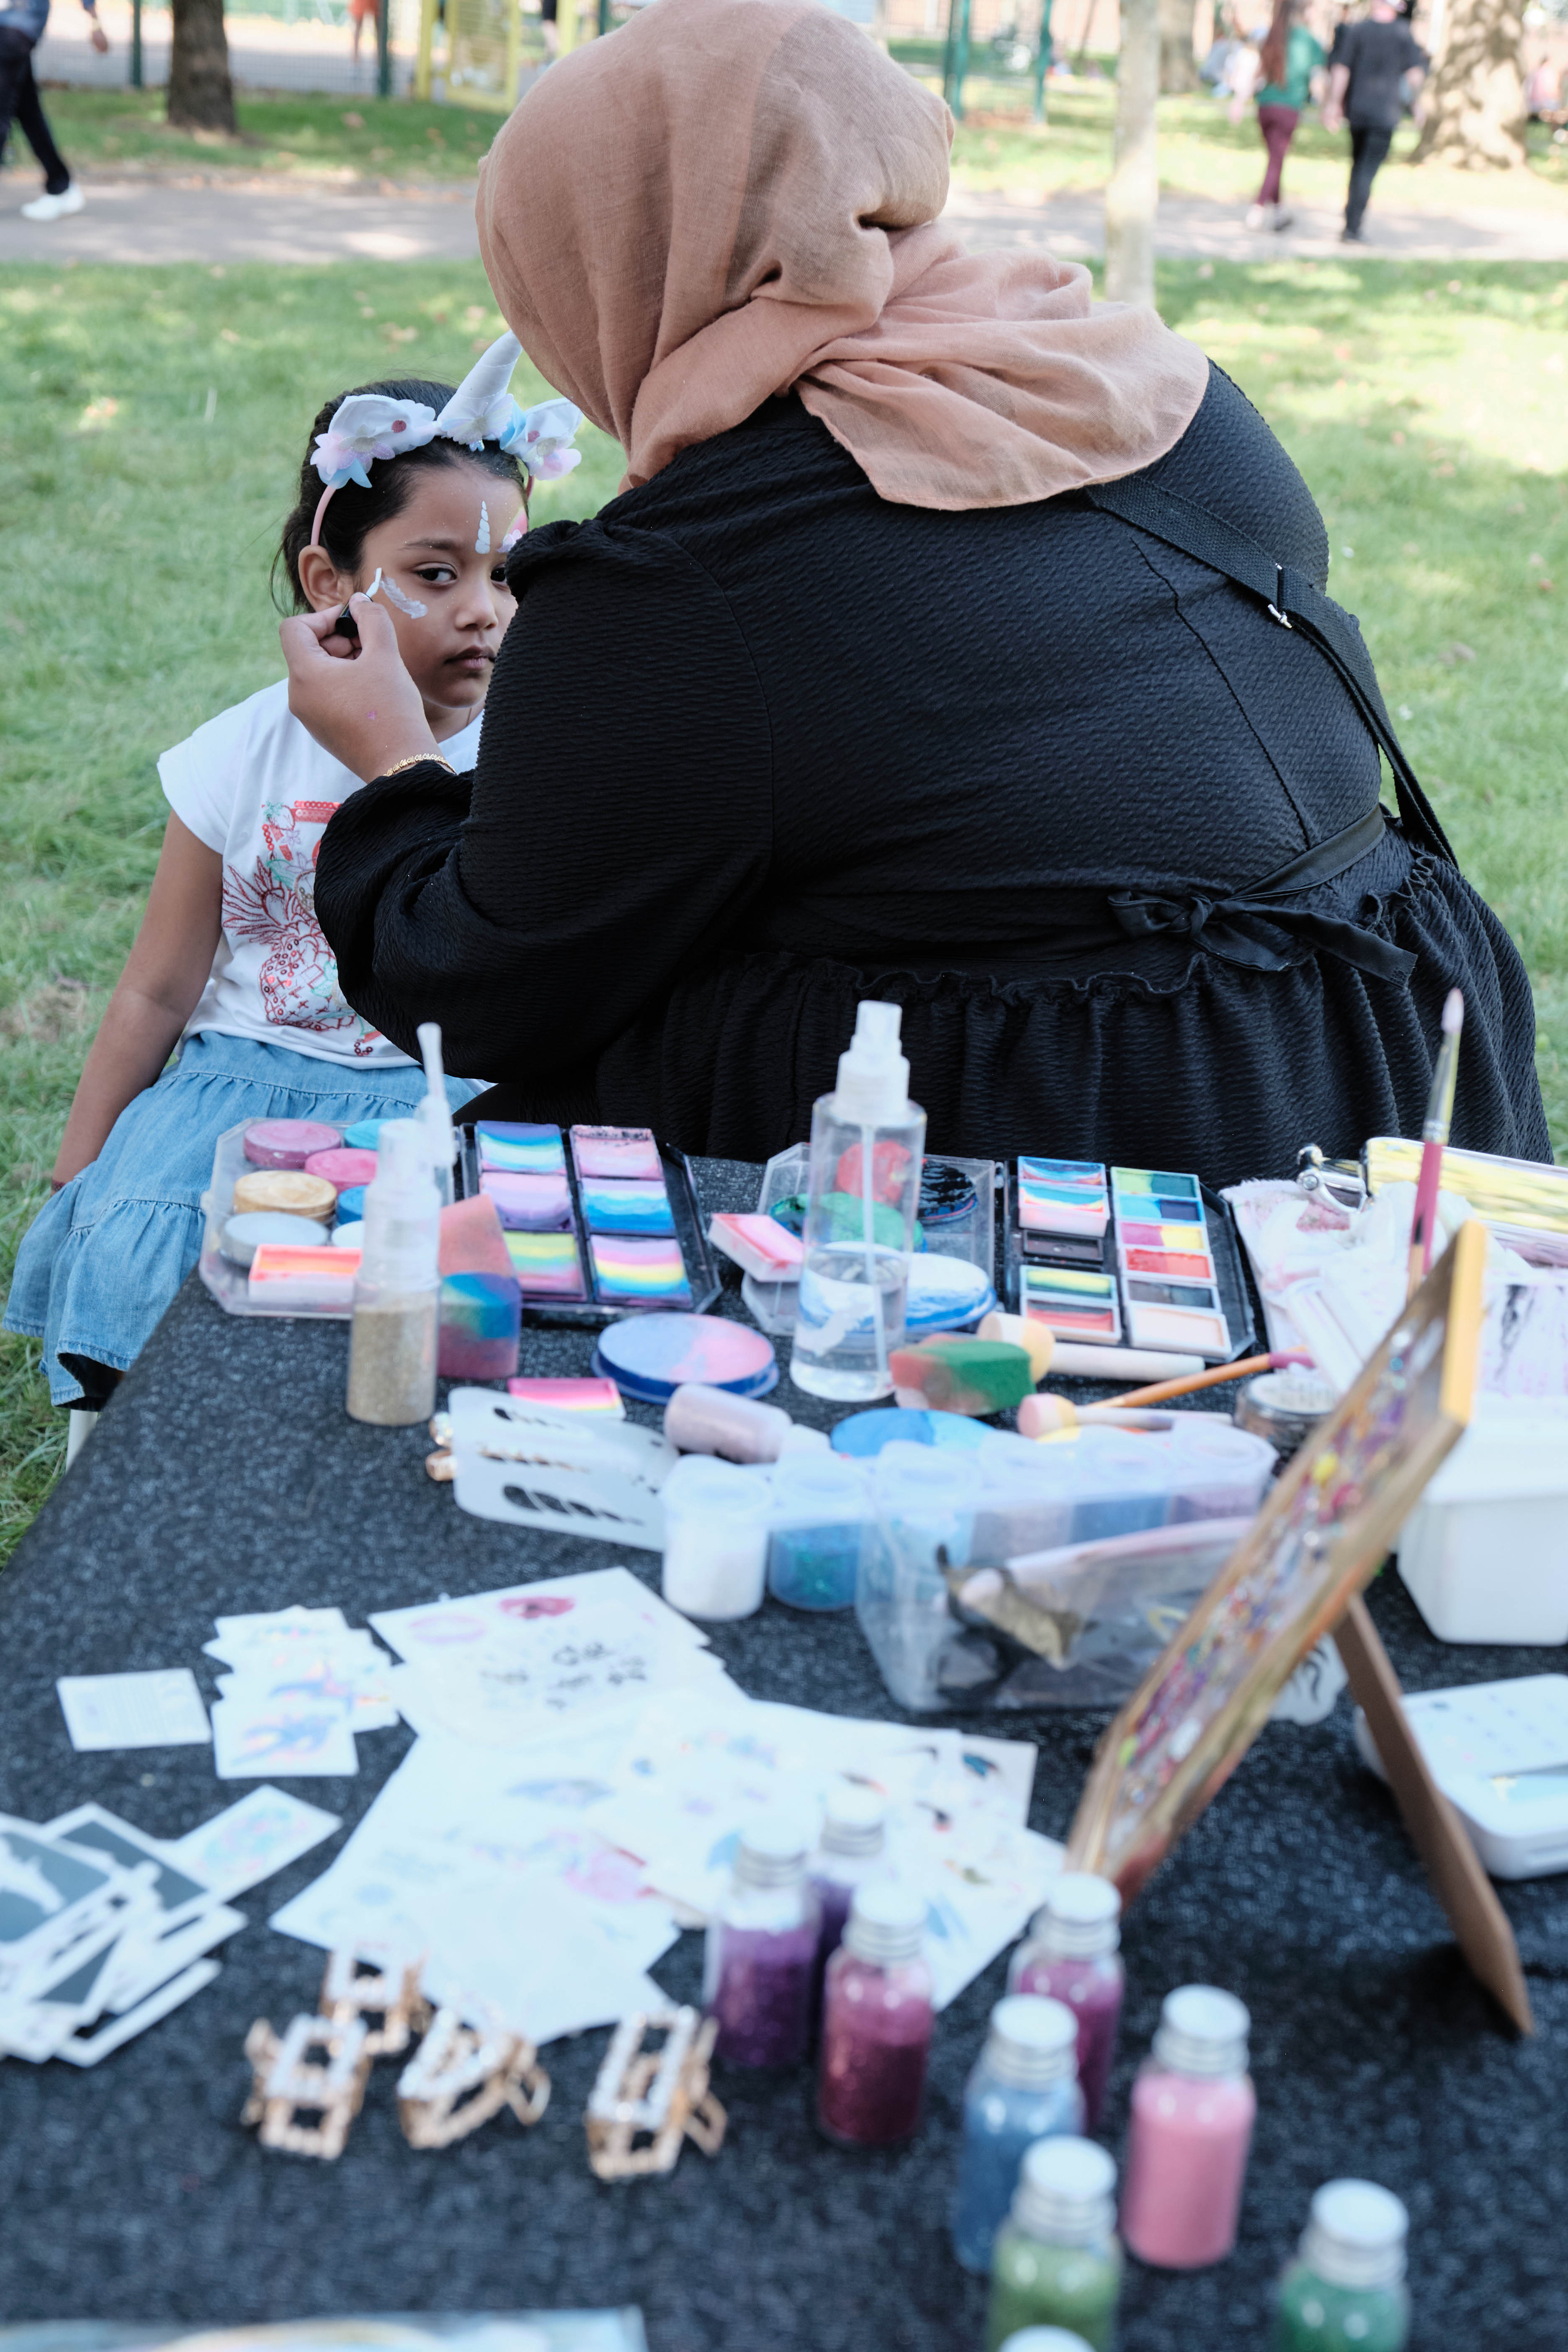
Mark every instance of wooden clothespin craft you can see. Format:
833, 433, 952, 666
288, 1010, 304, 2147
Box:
242, 2012, 371, 2159
320, 1947, 431, 2058
397, 2004, 551, 2149
585, 2003, 726, 2181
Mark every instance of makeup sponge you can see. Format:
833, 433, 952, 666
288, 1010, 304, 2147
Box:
889, 1337, 1036, 1417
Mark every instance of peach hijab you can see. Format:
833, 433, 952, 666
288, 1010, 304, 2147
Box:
476, 0, 1208, 509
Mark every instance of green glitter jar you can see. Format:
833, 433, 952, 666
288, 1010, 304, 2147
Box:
1274, 2180, 1410, 2352
984, 2138, 1123, 2352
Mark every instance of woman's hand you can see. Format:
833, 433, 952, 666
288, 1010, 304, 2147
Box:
280, 596, 440, 782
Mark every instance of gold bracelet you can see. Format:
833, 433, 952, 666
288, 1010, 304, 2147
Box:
382, 752, 457, 779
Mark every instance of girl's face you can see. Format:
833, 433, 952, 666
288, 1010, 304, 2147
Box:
303, 459, 524, 734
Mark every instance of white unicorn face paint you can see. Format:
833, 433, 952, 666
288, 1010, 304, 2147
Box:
475, 501, 491, 556
378, 574, 428, 619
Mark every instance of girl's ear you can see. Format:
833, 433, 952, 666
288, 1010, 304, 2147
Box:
297, 544, 353, 614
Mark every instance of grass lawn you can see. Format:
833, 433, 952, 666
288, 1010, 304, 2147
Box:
28, 80, 1568, 201
2, 253, 1566, 1560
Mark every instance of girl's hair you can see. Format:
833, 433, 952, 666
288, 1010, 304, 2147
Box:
1258, 0, 1300, 90
273, 375, 527, 613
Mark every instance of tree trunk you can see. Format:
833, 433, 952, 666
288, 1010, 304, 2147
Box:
168, 0, 237, 134
1105, 0, 1159, 306
1157, 0, 1199, 91
1413, 0, 1527, 169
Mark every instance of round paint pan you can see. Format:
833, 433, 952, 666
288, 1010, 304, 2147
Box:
904, 1254, 995, 1334
594, 1313, 778, 1404
831, 1407, 989, 1458
918, 1160, 978, 1224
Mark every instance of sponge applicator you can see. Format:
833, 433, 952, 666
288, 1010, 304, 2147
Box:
976, 1309, 1054, 1383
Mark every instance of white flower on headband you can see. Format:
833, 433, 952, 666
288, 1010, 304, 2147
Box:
502, 396, 585, 481
312, 393, 438, 490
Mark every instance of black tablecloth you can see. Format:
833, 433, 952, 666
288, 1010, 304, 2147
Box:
0, 1160, 1563, 2350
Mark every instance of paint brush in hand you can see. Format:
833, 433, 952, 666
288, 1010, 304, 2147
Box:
1406, 987, 1464, 1301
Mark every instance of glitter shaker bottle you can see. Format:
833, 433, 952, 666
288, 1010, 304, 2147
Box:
985, 2137, 1124, 2352
951, 1994, 1085, 2273
1008, 1872, 1124, 2130
703, 1819, 821, 2068
1274, 2179, 1410, 2352
1120, 1984, 1256, 2269
809, 1786, 887, 2026
816, 1881, 933, 2148
346, 1117, 440, 1427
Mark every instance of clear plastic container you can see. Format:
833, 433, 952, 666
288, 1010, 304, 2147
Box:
1274, 2179, 1410, 2352
703, 1819, 821, 2069
1007, 1873, 1124, 2130
817, 1883, 934, 2147
767, 1453, 870, 1612
856, 1442, 980, 1711
986, 2138, 1123, 2352
1120, 1985, 1256, 2270
951, 1994, 1085, 2273
791, 1002, 926, 1402
1167, 1422, 1279, 1523
1066, 1427, 1172, 1543
660, 1456, 771, 1620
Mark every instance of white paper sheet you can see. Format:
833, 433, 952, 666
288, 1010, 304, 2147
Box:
55, 1670, 211, 1752
166, 1787, 342, 1897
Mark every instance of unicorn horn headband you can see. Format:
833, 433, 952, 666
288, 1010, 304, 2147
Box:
308, 331, 584, 555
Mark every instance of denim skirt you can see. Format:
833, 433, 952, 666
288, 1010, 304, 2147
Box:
4, 1029, 481, 1405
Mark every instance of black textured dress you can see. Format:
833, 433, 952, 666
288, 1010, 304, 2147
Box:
314, 365, 1549, 1184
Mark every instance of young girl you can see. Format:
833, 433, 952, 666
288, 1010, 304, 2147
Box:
5, 341, 580, 1414
1235, 0, 1326, 234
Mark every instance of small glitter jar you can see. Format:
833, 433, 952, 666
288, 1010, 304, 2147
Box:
816, 1882, 933, 2148
703, 1819, 821, 2069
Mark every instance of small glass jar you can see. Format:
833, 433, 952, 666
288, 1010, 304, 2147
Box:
1120, 1984, 1256, 2270
1274, 2179, 1411, 2352
767, 1453, 868, 1611
703, 1818, 821, 2068
951, 1994, 1085, 2274
809, 1786, 887, 2027
1008, 1872, 1124, 2130
985, 2137, 1123, 2352
816, 1881, 934, 2147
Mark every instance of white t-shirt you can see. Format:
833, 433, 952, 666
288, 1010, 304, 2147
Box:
159, 678, 481, 1069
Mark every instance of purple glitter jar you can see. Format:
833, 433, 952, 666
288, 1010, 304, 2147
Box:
703, 1819, 821, 2069
817, 1883, 934, 2148
1008, 1873, 1124, 2130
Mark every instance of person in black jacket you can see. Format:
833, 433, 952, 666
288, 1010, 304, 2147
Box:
1323, 0, 1429, 242
283, 0, 1547, 1187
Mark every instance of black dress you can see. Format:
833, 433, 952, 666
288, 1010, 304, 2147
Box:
314, 365, 1549, 1185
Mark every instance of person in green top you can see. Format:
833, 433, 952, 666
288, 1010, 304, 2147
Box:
1231, 0, 1326, 232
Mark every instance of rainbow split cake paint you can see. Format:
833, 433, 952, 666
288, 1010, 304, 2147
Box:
476, 1121, 568, 1176
1109, 1167, 1230, 1357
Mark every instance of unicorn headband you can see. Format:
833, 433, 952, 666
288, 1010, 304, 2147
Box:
308, 332, 584, 557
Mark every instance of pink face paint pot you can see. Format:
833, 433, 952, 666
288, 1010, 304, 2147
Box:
242, 1118, 341, 1170
594, 1313, 778, 1403
1119, 1986, 1256, 2270
303, 1146, 380, 1195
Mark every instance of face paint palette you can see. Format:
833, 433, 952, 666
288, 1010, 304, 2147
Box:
458, 1121, 719, 1324
1004, 1158, 1255, 1364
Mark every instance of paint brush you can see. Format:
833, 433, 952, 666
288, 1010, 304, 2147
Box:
1017, 1350, 1310, 1434
1407, 988, 1464, 1301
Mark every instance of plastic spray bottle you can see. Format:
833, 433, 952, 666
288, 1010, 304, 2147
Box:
346, 1116, 440, 1425
790, 1002, 925, 1402
416, 1020, 456, 1206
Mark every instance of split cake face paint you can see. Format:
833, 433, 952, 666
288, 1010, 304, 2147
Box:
589, 1234, 692, 1304
1021, 1263, 1122, 1344
504, 1229, 587, 1299
572, 1125, 663, 1182
481, 1170, 573, 1231
477, 1121, 566, 1176
1016, 1157, 1110, 1239
581, 1179, 676, 1237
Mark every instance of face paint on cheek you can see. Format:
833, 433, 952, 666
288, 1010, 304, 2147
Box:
379, 575, 428, 619
475, 500, 491, 556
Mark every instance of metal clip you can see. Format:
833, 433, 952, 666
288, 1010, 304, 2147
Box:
1267, 564, 1293, 628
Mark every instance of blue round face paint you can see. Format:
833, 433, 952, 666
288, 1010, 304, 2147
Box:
594, 1312, 778, 1402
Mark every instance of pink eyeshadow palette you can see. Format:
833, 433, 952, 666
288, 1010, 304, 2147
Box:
481, 1170, 573, 1231
572, 1125, 664, 1182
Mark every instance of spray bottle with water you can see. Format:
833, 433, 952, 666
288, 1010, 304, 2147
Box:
790, 1002, 925, 1402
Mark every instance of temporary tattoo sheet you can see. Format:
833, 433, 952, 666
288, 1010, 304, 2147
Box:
166, 1786, 342, 1897
55, 1669, 211, 1752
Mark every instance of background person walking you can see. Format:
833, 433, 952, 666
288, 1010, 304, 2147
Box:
0, 0, 106, 222
1322, 0, 1427, 244
1234, 0, 1326, 232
